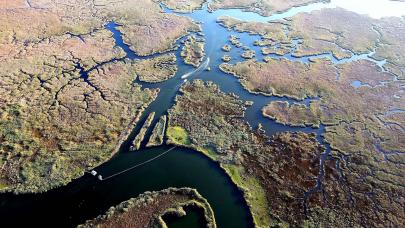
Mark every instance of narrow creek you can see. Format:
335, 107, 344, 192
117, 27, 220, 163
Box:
1, 0, 404, 227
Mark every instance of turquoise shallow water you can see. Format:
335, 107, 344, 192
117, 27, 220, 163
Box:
1, 0, 404, 227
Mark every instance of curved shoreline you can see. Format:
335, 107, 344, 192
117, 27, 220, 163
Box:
78, 187, 217, 228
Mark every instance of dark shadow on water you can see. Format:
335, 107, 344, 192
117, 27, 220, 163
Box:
163, 205, 207, 228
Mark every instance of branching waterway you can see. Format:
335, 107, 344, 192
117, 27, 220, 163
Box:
1, 0, 404, 227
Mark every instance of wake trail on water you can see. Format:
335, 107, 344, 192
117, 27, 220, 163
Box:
97, 147, 177, 181
181, 57, 210, 79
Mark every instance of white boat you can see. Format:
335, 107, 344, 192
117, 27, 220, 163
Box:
90, 170, 97, 176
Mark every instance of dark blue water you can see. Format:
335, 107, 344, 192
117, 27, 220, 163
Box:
163, 205, 207, 228
0, 147, 252, 228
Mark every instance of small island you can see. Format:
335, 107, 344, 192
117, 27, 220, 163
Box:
78, 188, 216, 228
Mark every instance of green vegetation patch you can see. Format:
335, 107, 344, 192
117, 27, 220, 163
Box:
222, 164, 269, 227
166, 126, 191, 145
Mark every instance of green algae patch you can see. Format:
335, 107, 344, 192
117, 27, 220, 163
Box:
166, 126, 191, 145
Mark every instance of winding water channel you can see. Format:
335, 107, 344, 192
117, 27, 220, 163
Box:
1, 0, 404, 227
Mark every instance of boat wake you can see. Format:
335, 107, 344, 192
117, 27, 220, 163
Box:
181, 57, 210, 79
